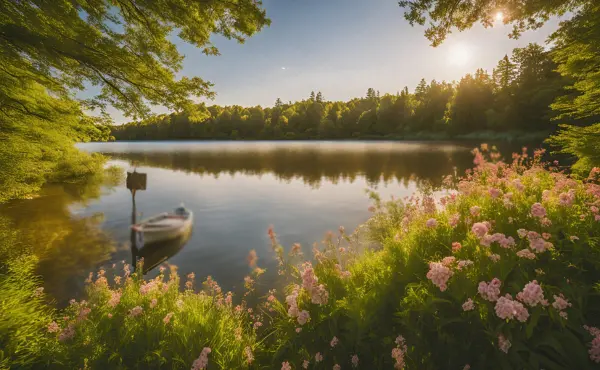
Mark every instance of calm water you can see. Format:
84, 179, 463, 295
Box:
2, 141, 479, 304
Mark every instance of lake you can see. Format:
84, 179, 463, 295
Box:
1, 141, 481, 304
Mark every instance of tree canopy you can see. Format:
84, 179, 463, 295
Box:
0, 0, 270, 202
398, 0, 585, 46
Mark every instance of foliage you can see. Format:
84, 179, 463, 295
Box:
0, 0, 269, 203
0, 0, 269, 119
398, 0, 585, 46
259, 148, 600, 369
3, 148, 600, 369
111, 46, 564, 141
398, 0, 600, 185
545, 4, 600, 172
547, 124, 600, 175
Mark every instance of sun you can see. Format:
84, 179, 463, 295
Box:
448, 44, 471, 66
495, 11, 504, 22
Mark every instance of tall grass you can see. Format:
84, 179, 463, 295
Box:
1, 146, 600, 369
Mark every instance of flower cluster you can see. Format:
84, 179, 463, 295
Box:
391, 335, 408, 369
478, 279, 502, 302
191, 348, 211, 370
495, 294, 529, 322
426, 261, 453, 291
516, 280, 546, 307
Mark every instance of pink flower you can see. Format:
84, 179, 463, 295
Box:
542, 233, 551, 240
541, 217, 552, 227
330, 336, 339, 348
552, 294, 572, 311
462, 298, 475, 311
391, 335, 408, 369
107, 313, 113, 318
516, 280, 545, 307
302, 360, 310, 369
471, 222, 488, 238
489, 188, 502, 199
451, 242, 462, 252
108, 291, 121, 308
463, 365, 471, 370
253, 321, 263, 330
559, 191, 575, 206
163, 312, 174, 325
47, 321, 60, 333
150, 298, 158, 308
245, 347, 254, 364
530, 203, 547, 218
449, 213, 460, 228
584, 327, 600, 363
191, 348, 211, 370
559, 311, 568, 319
489, 254, 501, 262
139, 280, 157, 295
58, 324, 75, 342
456, 260, 473, 270
516, 249, 536, 259
517, 229, 528, 238
333, 365, 341, 370
351, 354, 359, 367
595, 215, 600, 222
495, 294, 529, 322
296, 327, 302, 333
311, 284, 329, 305
426, 262, 453, 291
470, 206, 481, 217
441, 256, 456, 266
426, 218, 438, 228
478, 278, 501, 302
315, 352, 323, 362
298, 310, 310, 325
498, 334, 512, 353
129, 306, 143, 317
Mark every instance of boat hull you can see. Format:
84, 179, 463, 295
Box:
135, 212, 193, 246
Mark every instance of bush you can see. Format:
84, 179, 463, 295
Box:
3, 146, 600, 369
261, 146, 600, 369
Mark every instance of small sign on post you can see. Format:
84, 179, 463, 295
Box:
127, 171, 147, 191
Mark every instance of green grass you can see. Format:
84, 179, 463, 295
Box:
1, 146, 600, 369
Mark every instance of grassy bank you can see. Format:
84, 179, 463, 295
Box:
2, 146, 600, 369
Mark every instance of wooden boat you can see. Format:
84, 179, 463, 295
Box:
131, 206, 193, 245
132, 228, 192, 274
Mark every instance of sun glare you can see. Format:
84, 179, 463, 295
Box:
448, 44, 471, 66
495, 11, 504, 22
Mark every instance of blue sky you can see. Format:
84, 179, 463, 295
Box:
105, 0, 562, 123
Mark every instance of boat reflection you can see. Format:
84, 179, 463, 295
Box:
131, 227, 192, 274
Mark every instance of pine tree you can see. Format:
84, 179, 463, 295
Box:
493, 55, 517, 90
309, 91, 316, 101
316, 91, 324, 103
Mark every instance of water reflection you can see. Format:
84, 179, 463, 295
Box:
88, 141, 475, 188
132, 230, 192, 274
0, 180, 121, 305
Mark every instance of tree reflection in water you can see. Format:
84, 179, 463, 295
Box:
101, 142, 476, 189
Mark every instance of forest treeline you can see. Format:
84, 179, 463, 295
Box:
110, 43, 573, 141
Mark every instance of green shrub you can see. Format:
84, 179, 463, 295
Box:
3, 146, 600, 369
